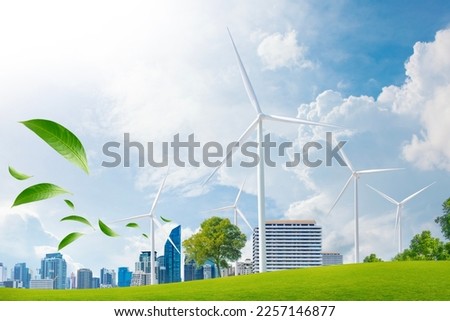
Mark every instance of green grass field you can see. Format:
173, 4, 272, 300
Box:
1, 261, 449, 301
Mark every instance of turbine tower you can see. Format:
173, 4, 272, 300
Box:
367, 182, 435, 254
204, 29, 339, 273
114, 173, 180, 285
328, 148, 402, 263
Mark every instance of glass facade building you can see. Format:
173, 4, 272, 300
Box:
163, 225, 181, 283
40, 253, 67, 289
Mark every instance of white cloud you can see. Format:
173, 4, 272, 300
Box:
257, 30, 313, 70
379, 29, 450, 171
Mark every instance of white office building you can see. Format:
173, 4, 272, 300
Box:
322, 252, 343, 265
30, 279, 54, 289
253, 220, 322, 272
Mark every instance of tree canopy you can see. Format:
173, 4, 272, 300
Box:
435, 197, 450, 240
363, 253, 383, 263
393, 230, 449, 261
183, 216, 246, 277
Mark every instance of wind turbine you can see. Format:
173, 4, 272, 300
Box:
203, 29, 339, 273
207, 179, 253, 276
328, 148, 402, 263
208, 179, 253, 232
366, 182, 435, 254
114, 173, 180, 285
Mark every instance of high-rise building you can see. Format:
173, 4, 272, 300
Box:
131, 271, 151, 286
163, 225, 181, 284
253, 220, 322, 272
13, 263, 30, 288
77, 268, 93, 289
100, 268, 116, 287
92, 277, 100, 289
157, 256, 166, 284
135, 251, 157, 284
70, 272, 77, 289
322, 252, 343, 265
40, 253, 67, 289
118, 267, 132, 287
0, 263, 7, 283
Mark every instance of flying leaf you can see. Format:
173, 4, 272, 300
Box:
160, 216, 172, 223
12, 183, 71, 207
98, 219, 119, 237
64, 199, 75, 210
142, 233, 149, 239
126, 222, 139, 228
20, 119, 89, 174
8, 166, 33, 180
60, 215, 93, 229
58, 232, 84, 251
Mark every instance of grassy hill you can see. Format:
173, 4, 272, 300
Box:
1, 261, 449, 301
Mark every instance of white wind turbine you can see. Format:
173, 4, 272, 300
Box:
328, 148, 402, 263
367, 182, 435, 254
114, 173, 180, 285
207, 179, 253, 276
204, 29, 340, 273
208, 179, 253, 232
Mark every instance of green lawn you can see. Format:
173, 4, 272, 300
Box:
1, 261, 449, 301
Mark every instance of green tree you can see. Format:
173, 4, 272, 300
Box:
363, 253, 383, 263
393, 230, 449, 261
183, 216, 246, 277
435, 197, 450, 240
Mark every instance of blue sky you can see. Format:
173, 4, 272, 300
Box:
1, 0, 450, 277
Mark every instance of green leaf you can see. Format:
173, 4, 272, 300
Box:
21, 119, 89, 174
64, 199, 75, 210
142, 233, 149, 239
58, 232, 84, 251
12, 183, 71, 207
98, 219, 119, 237
160, 216, 172, 223
8, 166, 33, 180
126, 222, 139, 228
60, 215, 93, 229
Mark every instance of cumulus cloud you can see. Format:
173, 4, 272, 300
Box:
380, 29, 450, 171
257, 30, 313, 70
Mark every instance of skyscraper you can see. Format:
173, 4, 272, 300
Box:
40, 253, 67, 289
100, 268, 116, 287
253, 220, 322, 272
13, 263, 30, 288
77, 268, 93, 289
134, 251, 157, 284
163, 225, 181, 283
0, 262, 8, 283
118, 267, 132, 287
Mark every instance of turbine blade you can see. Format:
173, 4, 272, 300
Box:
202, 117, 259, 185
338, 148, 354, 173
111, 213, 150, 224
205, 205, 235, 213
149, 171, 169, 218
236, 207, 253, 232
264, 114, 341, 128
357, 168, 403, 175
234, 178, 247, 205
153, 218, 181, 254
328, 175, 353, 215
227, 28, 262, 115
401, 182, 435, 204
366, 184, 399, 205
